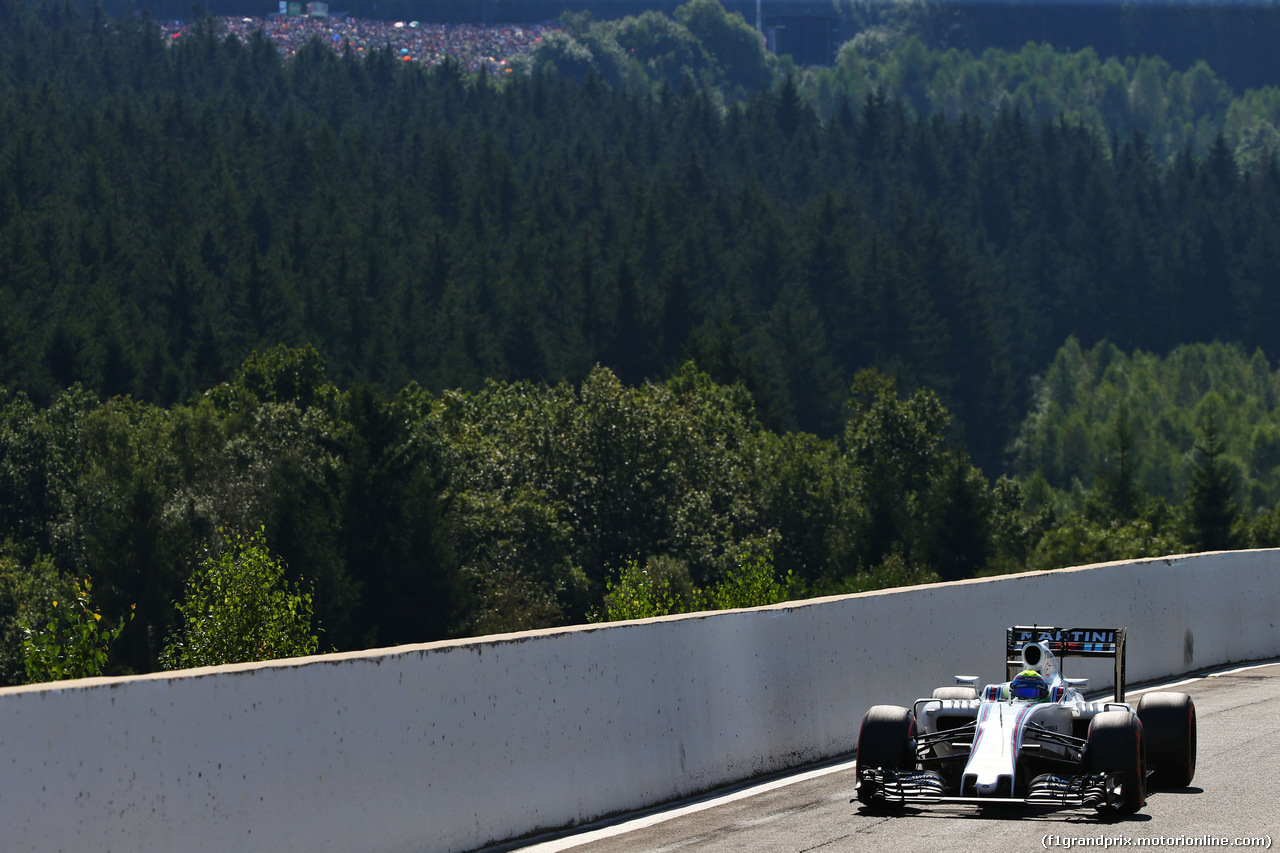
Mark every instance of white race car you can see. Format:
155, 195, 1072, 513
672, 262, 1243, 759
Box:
854, 625, 1196, 813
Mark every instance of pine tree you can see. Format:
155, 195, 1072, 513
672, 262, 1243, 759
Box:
1183, 409, 1240, 552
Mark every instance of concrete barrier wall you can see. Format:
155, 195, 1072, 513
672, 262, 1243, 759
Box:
1, 550, 1277, 853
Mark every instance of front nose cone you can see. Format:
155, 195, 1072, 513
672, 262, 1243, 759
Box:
976, 773, 1002, 795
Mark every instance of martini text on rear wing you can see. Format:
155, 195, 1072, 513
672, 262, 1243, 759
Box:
1005, 625, 1127, 700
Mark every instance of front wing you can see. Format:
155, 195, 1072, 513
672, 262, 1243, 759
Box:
855, 767, 1129, 809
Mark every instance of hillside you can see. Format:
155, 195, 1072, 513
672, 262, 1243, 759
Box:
7, 1, 1280, 470
5, 0, 1280, 678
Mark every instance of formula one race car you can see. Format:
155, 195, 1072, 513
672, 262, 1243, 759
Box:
854, 626, 1196, 814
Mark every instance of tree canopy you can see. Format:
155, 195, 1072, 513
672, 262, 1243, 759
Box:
7, 2, 1280, 476
7, 2, 1280, 682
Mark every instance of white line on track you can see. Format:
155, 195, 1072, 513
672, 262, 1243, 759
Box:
1098, 657, 1280, 701
512, 757, 859, 851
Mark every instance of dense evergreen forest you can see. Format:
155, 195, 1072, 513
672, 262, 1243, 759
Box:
11, 0, 1280, 465
5, 0, 1280, 681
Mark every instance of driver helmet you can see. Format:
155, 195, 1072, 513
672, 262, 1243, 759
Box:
1009, 670, 1049, 702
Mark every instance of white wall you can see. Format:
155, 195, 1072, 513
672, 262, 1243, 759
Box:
1, 550, 1277, 853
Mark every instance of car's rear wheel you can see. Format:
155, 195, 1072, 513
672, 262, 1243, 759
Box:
1085, 711, 1147, 813
1137, 691, 1196, 788
932, 686, 978, 700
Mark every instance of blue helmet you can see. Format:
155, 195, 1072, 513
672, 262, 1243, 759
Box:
1009, 670, 1049, 702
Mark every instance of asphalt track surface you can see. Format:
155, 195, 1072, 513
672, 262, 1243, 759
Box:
501, 662, 1279, 853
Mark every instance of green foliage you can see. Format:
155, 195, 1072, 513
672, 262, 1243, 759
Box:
10, 334, 1280, 661
0, 548, 65, 685
845, 370, 950, 491
599, 557, 680, 621
521, 31, 603, 84
701, 545, 793, 611
1007, 338, 1280, 561
674, 0, 773, 94
425, 363, 765, 631
843, 369, 995, 581
808, 38, 1252, 165
160, 527, 319, 670
611, 11, 712, 85
1013, 340, 1277, 513
821, 551, 941, 595
751, 429, 856, 588
227, 344, 337, 411
1094, 402, 1143, 521
522, 0, 773, 95
1181, 406, 1243, 551
1028, 512, 1184, 572
0, 349, 1018, 654
599, 543, 793, 621
21, 576, 133, 683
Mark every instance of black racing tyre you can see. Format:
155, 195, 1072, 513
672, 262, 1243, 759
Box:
1137, 692, 1196, 788
932, 686, 978, 701
856, 705, 917, 807
1085, 711, 1147, 814
857, 705, 917, 770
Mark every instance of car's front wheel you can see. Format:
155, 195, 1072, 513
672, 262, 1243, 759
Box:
1085, 711, 1147, 813
855, 705, 917, 806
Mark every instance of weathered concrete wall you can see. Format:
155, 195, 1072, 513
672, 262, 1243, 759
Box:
1, 550, 1276, 853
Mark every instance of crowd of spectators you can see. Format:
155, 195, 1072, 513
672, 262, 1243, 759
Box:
160, 16, 555, 74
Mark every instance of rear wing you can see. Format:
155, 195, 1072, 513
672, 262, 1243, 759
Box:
1006, 626, 1128, 701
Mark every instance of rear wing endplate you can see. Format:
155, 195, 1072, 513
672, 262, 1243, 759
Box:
1006, 625, 1128, 702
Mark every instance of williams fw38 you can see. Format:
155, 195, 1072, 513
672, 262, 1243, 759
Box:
854, 626, 1197, 814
